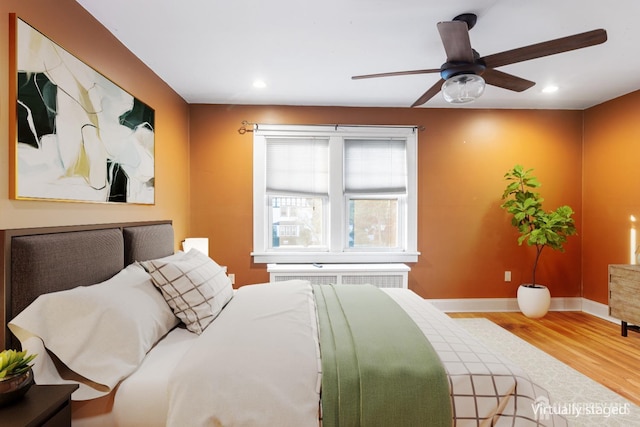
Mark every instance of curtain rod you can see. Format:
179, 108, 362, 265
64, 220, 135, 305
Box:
238, 121, 424, 135
238, 121, 254, 134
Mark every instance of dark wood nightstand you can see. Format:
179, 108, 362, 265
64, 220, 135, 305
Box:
0, 384, 78, 427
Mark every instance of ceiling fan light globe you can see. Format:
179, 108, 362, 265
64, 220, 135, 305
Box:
442, 74, 485, 104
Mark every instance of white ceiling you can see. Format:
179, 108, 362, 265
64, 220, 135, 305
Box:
75, 0, 640, 109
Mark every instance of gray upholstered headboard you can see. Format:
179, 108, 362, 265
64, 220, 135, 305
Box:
123, 223, 175, 266
1, 220, 174, 349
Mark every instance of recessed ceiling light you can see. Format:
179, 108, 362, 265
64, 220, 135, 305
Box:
253, 79, 267, 89
542, 85, 558, 94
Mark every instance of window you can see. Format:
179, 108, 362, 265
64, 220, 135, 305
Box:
252, 124, 419, 263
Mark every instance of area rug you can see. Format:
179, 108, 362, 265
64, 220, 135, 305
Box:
454, 318, 640, 426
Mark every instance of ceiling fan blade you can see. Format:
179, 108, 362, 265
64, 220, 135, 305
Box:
411, 79, 445, 107
352, 68, 440, 80
437, 20, 474, 62
481, 29, 607, 69
482, 69, 535, 92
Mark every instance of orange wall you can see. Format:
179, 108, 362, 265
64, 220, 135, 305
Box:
189, 105, 583, 299
0, 0, 191, 248
5, 1, 631, 303
583, 90, 640, 304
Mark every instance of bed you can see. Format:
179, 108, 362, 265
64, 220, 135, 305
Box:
1, 221, 566, 426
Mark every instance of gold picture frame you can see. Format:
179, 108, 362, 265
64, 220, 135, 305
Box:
9, 15, 155, 204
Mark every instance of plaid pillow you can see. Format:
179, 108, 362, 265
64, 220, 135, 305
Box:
141, 249, 233, 334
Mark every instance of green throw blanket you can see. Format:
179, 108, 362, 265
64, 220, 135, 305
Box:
313, 284, 452, 427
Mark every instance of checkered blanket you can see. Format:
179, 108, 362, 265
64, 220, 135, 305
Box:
382, 288, 568, 427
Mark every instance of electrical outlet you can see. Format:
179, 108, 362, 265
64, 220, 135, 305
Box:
228, 273, 235, 285
504, 271, 512, 282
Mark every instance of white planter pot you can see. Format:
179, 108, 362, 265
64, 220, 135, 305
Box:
517, 284, 551, 318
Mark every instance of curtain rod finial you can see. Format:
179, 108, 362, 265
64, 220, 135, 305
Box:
238, 120, 256, 135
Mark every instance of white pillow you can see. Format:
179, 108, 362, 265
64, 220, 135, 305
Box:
8, 263, 179, 400
140, 249, 234, 334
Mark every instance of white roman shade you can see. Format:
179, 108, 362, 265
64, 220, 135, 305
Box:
266, 138, 329, 195
344, 139, 407, 194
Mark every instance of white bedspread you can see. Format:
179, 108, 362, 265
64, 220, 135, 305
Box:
165, 281, 321, 427
71, 283, 565, 426
72, 327, 198, 426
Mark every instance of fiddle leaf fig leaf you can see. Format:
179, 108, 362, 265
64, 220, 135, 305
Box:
500, 165, 577, 286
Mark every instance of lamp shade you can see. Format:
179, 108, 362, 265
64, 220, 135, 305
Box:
182, 238, 209, 256
442, 74, 485, 104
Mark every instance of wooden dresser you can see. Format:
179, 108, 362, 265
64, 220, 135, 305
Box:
608, 264, 640, 336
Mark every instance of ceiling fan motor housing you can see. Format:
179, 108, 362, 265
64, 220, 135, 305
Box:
453, 13, 477, 30
440, 61, 486, 80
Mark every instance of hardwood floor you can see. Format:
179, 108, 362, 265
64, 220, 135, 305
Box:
447, 311, 640, 406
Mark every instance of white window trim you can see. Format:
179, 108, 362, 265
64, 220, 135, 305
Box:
252, 124, 419, 264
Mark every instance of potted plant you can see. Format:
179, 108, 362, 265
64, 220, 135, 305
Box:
0, 349, 37, 407
501, 165, 577, 318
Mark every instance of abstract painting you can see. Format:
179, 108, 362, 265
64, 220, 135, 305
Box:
12, 17, 155, 204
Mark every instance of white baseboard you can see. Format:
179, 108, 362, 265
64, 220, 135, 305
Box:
428, 297, 582, 313
427, 298, 521, 313
428, 296, 621, 322
580, 298, 620, 324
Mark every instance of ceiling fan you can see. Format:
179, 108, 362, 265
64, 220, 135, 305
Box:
352, 13, 607, 107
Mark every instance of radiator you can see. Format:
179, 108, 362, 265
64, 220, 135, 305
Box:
267, 263, 410, 288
